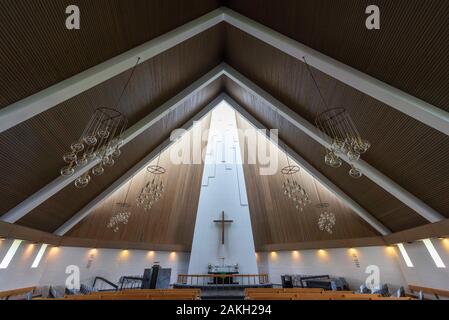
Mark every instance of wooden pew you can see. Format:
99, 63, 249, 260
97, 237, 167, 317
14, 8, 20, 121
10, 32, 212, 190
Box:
63, 289, 201, 300
409, 285, 449, 300
120, 289, 201, 297
245, 288, 323, 296
246, 291, 382, 301
0, 286, 36, 300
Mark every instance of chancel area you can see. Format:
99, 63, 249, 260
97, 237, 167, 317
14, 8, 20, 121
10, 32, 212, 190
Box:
1, 1, 449, 301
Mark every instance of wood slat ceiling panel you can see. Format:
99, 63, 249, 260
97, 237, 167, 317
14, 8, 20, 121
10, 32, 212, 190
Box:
66, 114, 212, 247
0, 0, 221, 108
224, 26, 449, 224
0, 25, 224, 217
225, 0, 449, 111
226, 78, 428, 232
236, 114, 379, 247
17, 78, 223, 233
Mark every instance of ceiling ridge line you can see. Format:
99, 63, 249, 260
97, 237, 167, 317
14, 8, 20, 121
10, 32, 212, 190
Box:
0, 66, 226, 224
223, 95, 391, 236
221, 7, 449, 137
54, 95, 224, 236
1, 7, 447, 138
0, 8, 225, 134
222, 64, 444, 224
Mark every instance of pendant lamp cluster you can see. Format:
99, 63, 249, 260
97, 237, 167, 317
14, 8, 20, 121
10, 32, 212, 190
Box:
60, 58, 141, 188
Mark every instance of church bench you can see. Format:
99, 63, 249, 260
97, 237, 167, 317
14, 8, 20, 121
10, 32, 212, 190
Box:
245, 288, 323, 296
409, 285, 449, 300
0, 286, 36, 300
120, 289, 201, 297
63, 289, 200, 300
246, 292, 382, 300
63, 293, 198, 300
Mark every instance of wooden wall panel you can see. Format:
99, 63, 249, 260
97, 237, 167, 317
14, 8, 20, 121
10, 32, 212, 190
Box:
17, 78, 223, 233
66, 114, 212, 247
225, 0, 449, 111
0, 26, 224, 218
226, 78, 428, 232
236, 114, 379, 248
0, 0, 221, 108
224, 26, 449, 227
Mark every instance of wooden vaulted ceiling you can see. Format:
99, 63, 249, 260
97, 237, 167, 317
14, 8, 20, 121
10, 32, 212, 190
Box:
223, 25, 449, 230
236, 114, 379, 248
226, 0, 449, 111
0, 0, 222, 108
1, 1, 448, 249
0, 25, 225, 228
67, 114, 212, 246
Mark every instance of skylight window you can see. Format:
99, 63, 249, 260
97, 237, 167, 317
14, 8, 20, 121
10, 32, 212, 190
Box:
0, 239, 23, 269
31, 244, 48, 269
422, 239, 446, 268
397, 243, 414, 268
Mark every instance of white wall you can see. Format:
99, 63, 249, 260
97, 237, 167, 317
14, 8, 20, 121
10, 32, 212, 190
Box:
395, 239, 449, 299
0, 239, 189, 291
189, 103, 258, 274
257, 246, 408, 292
0, 240, 47, 290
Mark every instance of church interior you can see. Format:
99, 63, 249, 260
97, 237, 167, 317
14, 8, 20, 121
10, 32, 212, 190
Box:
1, 1, 449, 302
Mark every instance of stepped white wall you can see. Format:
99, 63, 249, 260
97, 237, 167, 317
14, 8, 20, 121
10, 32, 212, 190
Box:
188, 102, 258, 275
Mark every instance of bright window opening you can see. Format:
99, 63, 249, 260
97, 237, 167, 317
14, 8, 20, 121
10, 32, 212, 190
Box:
0, 239, 23, 269
31, 244, 48, 269
397, 243, 414, 268
422, 239, 446, 268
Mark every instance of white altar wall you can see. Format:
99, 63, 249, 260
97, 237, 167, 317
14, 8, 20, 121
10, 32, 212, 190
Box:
188, 102, 258, 275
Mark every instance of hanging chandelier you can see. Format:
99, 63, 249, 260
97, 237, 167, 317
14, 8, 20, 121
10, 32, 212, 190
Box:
281, 155, 312, 212
303, 57, 370, 179
136, 149, 166, 211
60, 58, 141, 188
107, 203, 132, 233
107, 176, 135, 233
316, 203, 336, 234
315, 108, 369, 179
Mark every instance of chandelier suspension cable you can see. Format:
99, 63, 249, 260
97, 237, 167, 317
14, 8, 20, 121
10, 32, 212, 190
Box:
302, 56, 329, 115
115, 57, 141, 111
123, 174, 134, 204
302, 56, 369, 179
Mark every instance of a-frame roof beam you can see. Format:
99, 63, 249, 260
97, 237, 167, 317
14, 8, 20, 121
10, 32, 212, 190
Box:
0, 9, 224, 134
0, 65, 224, 224
2, 8, 448, 137
223, 64, 445, 223
222, 8, 449, 137
54, 95, 222, 236
225, 95, 391, 236
55, 94, 389, 236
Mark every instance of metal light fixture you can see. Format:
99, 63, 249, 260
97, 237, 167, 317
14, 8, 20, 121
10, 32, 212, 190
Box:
107, 176, 134, 233
316, 203, 336, 234
136, 148, 166, 211
281, 153, 311, 212
60, 58, 141, 188
303, 56, 370, 179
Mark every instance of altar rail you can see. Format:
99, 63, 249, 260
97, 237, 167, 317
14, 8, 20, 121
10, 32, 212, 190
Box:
177, 274, 270, 286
